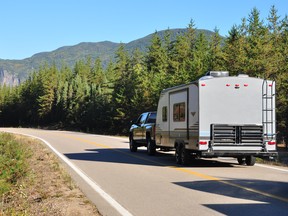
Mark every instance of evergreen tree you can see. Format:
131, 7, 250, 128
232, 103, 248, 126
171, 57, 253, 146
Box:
111, 45, 134, 132
223, 25, 247, 75
168, 34, 191, 85
191, 32, 210, 78
245, 8, 271, 77
37, 64, 57, 122
145, 32, 169, 106
208, 28, 225, 71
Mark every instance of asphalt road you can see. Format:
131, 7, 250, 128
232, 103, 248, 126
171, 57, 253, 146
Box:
1, 128, 288, 216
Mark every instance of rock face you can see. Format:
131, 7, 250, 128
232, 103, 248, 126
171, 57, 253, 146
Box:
0, 69, 20, 87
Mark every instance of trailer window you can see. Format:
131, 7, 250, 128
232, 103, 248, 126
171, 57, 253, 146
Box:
173, 102, 185, 122
162, 106, 167, 122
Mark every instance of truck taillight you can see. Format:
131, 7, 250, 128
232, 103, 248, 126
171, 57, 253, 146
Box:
268, 141, 276, 145
199, 141, 207, 145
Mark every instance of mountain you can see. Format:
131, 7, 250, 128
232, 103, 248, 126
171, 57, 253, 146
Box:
0, 28, 216, 86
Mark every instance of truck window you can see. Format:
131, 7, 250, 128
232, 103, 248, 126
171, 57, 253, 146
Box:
173, 102, 185, 122
147, 113, 156, 123
137, 113, 148, 124
162, 106, 167, 122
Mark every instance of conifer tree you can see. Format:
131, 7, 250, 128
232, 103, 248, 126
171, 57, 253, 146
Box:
191, 32, 210, 78
223, 25, 246, 75
111, 45, 134, 132
208, 28, 225, 71
145, 32, 169, 106
37, 64, 57, 121
245, 8, 270, 77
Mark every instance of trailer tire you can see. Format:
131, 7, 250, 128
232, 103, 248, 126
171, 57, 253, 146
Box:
175, 143, 189, 165
147, 136, 156, 156
245, 156, 256, 166
129, 135, 137, 152
237, 157, 245, 165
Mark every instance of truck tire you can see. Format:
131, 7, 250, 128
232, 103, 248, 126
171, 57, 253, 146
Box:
175, 143, 189, 165
245, 155, 256, 166
129, 136, 137, 152
147, 136, 156, 156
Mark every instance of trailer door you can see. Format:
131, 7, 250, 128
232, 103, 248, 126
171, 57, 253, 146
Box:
169, 89, 189, 140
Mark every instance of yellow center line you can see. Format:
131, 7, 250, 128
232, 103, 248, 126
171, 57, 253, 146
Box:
61, 134, 112, 149
59, 133, 288, 203
172, 166, 288, 203
171, 166, 220, 181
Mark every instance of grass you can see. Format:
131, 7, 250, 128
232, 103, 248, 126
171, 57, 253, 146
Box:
0, 132, 100, 216
0, 133, 30, 195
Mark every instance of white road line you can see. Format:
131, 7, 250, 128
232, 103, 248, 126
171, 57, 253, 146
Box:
2, 131, 133, 216
255, 163, 288, 173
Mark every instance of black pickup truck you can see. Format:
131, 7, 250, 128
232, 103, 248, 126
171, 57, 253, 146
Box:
129, 112, 157, 155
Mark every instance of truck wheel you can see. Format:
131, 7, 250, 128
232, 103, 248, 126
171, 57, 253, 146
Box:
245, 156, 256, 166
237, 157, 245, 165
129, 136, 137, 152
147, 136, 156, 156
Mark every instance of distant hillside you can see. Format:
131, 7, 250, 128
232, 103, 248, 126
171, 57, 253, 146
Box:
0, 28, 216, 86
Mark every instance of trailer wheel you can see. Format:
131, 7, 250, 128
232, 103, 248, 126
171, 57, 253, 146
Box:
237, 157, 245, 165
175, 143, 188, 165
129, 136, 137, 152
175, 144, 181, 164
147, 136, 156, 156
245, 156, 256, 166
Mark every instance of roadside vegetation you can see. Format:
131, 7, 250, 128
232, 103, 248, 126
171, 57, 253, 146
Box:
0, 133, 100, 215
0, 133, 29, 196
0, 6, 287, 145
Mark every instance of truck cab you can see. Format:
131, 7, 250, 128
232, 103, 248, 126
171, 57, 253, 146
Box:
129, 112, 157, 155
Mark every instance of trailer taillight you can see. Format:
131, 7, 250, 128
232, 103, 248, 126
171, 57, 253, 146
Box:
226, 84, 230, 87
244, 84, 248, 87
199, 141, 207, 145
268, 141, 276, 145
201, 83, 206, 86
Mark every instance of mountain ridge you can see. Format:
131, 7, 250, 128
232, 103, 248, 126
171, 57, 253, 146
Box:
0, 28, 216, 86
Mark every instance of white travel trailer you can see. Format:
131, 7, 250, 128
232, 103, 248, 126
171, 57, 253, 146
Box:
155, 71, 277, 165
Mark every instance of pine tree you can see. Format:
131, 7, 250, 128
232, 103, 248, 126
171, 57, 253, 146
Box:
168, 34, 191, 85
111, 45, 134, 132
208, 28, 225, 71
191, 32, 210, 78
223, 25, 247, 75
245, 8, 271, 77
145, 32, 169, 106
37, 64, 57, 122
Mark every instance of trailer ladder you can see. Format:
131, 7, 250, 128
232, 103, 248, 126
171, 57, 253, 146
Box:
262, 80, 276, 141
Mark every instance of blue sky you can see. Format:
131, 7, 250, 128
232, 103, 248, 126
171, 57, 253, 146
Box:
1, 0, 287, 60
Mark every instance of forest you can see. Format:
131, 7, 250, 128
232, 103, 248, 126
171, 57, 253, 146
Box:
0, 6, 287, 144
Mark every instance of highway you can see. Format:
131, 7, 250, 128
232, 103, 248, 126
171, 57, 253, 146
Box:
1, 128, 287, 216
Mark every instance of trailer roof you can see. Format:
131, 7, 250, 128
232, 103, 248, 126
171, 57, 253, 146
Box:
161, 74, 267, 94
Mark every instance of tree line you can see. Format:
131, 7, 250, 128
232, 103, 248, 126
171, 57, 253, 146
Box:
0, 6, 287, 143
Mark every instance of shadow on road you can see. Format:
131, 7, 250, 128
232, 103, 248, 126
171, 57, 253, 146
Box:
64, 146, 288, 215
173, 179, 288, 215
64, 147, 236, 168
